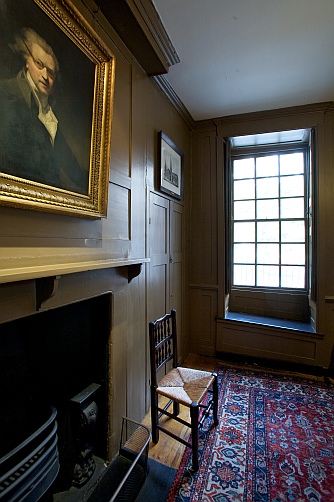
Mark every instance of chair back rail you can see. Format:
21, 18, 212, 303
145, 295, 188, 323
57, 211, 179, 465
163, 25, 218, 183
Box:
149, 309, 178, 387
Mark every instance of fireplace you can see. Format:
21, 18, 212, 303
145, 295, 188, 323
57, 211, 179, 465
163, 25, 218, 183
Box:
0, 294, 111, 500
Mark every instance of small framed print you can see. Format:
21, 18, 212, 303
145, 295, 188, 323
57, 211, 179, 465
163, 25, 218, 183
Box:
159, 131, 184, 200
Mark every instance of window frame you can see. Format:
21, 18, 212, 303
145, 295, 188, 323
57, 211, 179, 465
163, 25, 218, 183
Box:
226, 133, 313, 322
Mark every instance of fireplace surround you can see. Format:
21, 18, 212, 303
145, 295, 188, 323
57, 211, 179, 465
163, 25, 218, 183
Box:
0, 257, 147, 500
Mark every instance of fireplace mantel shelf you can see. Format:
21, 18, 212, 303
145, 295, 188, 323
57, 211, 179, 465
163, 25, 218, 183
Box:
0, 256, 150, 284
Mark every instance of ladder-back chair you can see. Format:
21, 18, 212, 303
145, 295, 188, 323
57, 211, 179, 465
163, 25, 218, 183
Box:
149, 309, 218, 471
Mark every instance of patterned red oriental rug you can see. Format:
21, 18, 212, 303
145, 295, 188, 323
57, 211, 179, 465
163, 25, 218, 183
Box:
167, 366, 334, 501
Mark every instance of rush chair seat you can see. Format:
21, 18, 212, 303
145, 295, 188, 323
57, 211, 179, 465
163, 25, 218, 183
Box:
149, 309, 219, 471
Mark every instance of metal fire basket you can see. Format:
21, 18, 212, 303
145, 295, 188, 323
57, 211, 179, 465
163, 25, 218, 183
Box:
0, 406, 59, 502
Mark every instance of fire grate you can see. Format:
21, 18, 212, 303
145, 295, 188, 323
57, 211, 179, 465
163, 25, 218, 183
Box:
0, 406, 59, 502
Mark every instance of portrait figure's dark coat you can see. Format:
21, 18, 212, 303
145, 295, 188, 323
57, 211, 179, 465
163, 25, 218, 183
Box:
0, 69, 88, 194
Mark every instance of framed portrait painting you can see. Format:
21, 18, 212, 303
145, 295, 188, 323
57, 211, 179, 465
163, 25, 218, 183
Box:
159, 131, 184, 200
0, 0, 115, 218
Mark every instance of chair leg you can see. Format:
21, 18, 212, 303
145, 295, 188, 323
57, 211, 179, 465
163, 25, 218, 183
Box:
190, 402, 199, 471
173, 401, 180, 416
151, 386, 159, 444
212, 372, 219, 426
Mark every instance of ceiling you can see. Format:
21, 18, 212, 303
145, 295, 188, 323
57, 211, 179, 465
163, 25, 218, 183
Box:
153, 0, 334, 121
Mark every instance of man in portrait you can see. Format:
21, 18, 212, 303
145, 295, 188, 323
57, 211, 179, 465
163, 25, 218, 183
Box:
0, 27, 88, 194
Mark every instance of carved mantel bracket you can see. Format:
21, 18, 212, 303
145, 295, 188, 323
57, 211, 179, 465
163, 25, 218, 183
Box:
36, 276, 61, 311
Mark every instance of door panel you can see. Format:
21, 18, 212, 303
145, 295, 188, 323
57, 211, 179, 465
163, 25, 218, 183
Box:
148, 192, 170, 321
170, 201, 184, 359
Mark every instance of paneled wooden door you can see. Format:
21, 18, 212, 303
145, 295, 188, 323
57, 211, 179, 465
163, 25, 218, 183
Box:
146, 191, 184, 398
148, 192, 170, 319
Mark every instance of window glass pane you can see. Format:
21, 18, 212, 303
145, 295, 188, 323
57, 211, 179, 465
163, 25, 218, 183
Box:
230, 138, 309, 295
256, 177, 278, 199
234, 222, 255, 242
281, 197, 304, 219
257, 265, 279, 287
281, 244, 305, 265
256, 155, 278, 178
280, 152, 304, 175
234, 244, 255, 264
257, 243, 279, 264
281, 221, 305, 242
257, 221, 279, 242
233, 265, 255, 286
281, 266, 305, 288
234, 200, 255, 220
280, 175, 304, 197
234, 179, 255, 200
257, 199, 278, 220
233, 158, 255, 179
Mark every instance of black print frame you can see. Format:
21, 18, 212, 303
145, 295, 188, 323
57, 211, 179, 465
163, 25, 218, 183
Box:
159, 130, 184, 200
0, 0, 115, 218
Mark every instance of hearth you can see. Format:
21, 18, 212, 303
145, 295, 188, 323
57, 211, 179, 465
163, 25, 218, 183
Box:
0, 295, 111, 501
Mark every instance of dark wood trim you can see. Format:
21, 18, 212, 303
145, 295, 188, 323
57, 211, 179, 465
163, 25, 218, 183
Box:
133, 0, 180, 67
99, 0, 179, 76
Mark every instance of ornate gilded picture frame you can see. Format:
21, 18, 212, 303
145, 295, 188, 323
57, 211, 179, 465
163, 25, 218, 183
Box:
159, 131, 184, 200
0, 0, 115, 218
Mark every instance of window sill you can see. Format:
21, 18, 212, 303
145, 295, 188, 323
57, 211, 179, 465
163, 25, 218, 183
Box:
223, 311, 316, 334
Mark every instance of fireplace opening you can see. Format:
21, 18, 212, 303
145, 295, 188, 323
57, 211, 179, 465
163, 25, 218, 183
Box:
0, 294, 111, 500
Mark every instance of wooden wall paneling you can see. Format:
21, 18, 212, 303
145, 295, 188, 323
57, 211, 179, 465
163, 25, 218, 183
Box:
109, 56, 132, 178
189, 128, 218, 355
105, 184, 130, 240
319, 107, 334, 366
216, 320, 321, 365
0, 205, 102, 245
190, 287, 217, 356
0, 280, 36, 323
127, 270, 147, 421
102, 50, 133, 257
170, 201, 184, 360
126, 63, 148, 419
131, 65, 147, 259
229, 290, 311, 322
109, 289, 128, 458
190, 130, 217, 285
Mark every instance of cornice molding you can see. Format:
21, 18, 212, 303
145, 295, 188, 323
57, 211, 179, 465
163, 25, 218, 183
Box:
211, 102, 334, 127
153, 75, 195, 129
191, 102, 334, 132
